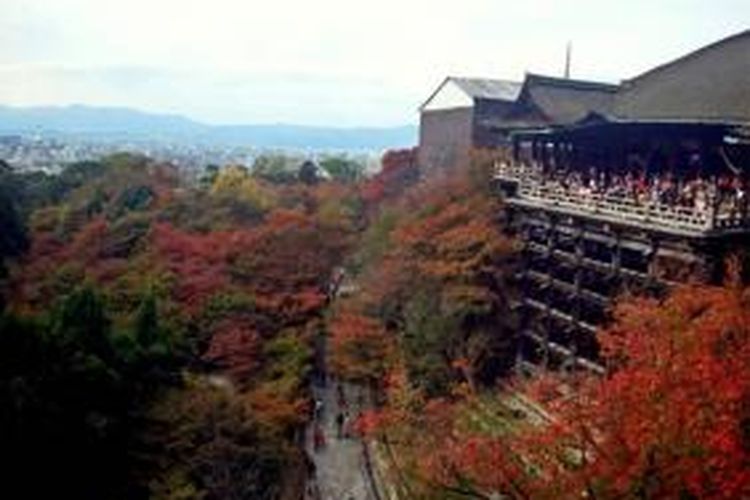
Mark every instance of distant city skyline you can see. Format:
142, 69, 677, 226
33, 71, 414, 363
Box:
2, 0, 749, 127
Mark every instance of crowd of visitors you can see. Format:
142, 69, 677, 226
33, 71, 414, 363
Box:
498, 160, 748, 222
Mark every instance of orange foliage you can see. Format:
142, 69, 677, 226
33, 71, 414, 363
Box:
328, 312, 392, 384
152, 222, 234, 312
400, 284, 750, 498
245, 386, 310, 430
361, 147, 419, 206
555, 284, 750, 498
226, 208, 343, 326
204, 320, 261, 387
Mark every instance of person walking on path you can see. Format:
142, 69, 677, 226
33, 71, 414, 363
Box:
313, 398, 323, 420
336, 412, 345, 439
304, 451, 320, 499
337, 383, 348, 410
342, 412, 351, 439
313, 424, 326, 451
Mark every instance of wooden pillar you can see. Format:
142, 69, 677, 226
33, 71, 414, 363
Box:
520, 224, 532, 296
553, 140, 560, 171
571, 142, 578, 171
541, 214, 559, 369
566, 142, 573, 170
646, 236, 660, 287
695, 242, 720, 285
518, 220, 535, 373
615, 132, 626, 180
542, 308, 551, 369
709, 180, 719, 229
573, 221, 585, 343
546, 214, 557, 254
742, 179, 749, 226
699, 137, 709, 177
612, 232, 622, 276
568, 323, 579, 374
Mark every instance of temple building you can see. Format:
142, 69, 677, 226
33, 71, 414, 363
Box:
483, 73, 618, 138
418, 74, 619, 170
494, 29, 750, 373
418, 77, 522, 170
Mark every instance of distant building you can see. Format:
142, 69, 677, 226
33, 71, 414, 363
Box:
0, 135, 23, 147
298, 159, 331, 184
418, 77, 522, 170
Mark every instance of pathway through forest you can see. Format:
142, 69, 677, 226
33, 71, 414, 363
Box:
305, 376, 378, 500
303, 271, 381, 500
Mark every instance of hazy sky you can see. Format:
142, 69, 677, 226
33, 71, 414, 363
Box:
1, 0, 748, 126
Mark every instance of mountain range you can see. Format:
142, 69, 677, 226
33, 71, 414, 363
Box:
0, 105, 417, 150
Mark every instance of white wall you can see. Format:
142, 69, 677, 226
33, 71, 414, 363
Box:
422, 80, 473, 111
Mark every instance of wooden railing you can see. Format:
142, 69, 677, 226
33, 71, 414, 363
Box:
494, 162, 749, 234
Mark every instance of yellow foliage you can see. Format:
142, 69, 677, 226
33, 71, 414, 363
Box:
317, 197, 355, 231
210, 165, 275, 211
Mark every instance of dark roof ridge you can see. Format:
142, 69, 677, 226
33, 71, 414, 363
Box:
621, 29, 750, 88
524, 72, 620, 92
449, 75, 520, 84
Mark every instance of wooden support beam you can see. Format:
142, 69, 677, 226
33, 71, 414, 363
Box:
522, 330, 605, 375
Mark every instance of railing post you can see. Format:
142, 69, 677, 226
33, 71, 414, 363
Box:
502, 163, 740, 234
708, 195, 718, 230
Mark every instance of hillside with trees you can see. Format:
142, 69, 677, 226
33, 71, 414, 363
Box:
1, 149, 749, 498
0, 153, 364, 498
329, 154, 750, 499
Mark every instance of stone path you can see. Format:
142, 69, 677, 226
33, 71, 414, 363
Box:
305, 379, 377, 500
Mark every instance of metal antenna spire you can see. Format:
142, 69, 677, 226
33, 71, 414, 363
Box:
564, 41, 572, 79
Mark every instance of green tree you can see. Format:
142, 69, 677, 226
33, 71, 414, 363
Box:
134, 290, 161, 347
53, 284, 114, 362
0, 298, 130, 497
108, 185, 155, 219
0, 171, 28, 308
0, 168, 28, 259
252, 154, 299, 184
401, 289, 458, 396
145, 377, 294, 500
319, 155, 365, 183
200, 163, 220, 189
211, 164, 275, 212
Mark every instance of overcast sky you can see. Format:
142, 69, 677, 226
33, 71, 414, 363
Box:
1, 0, 748, 126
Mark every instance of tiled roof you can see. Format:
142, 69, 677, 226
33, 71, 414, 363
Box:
450, 77, 523, 102
612, 30, 750, 124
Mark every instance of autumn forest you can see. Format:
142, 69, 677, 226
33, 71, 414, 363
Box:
1, 150, 749, 499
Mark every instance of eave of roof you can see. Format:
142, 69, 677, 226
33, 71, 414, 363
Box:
599, 117, 748, 127
523, 73, 620, 93
418, 76, 522, 111
513, 73, 619, 125
511, 115, 739, 139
